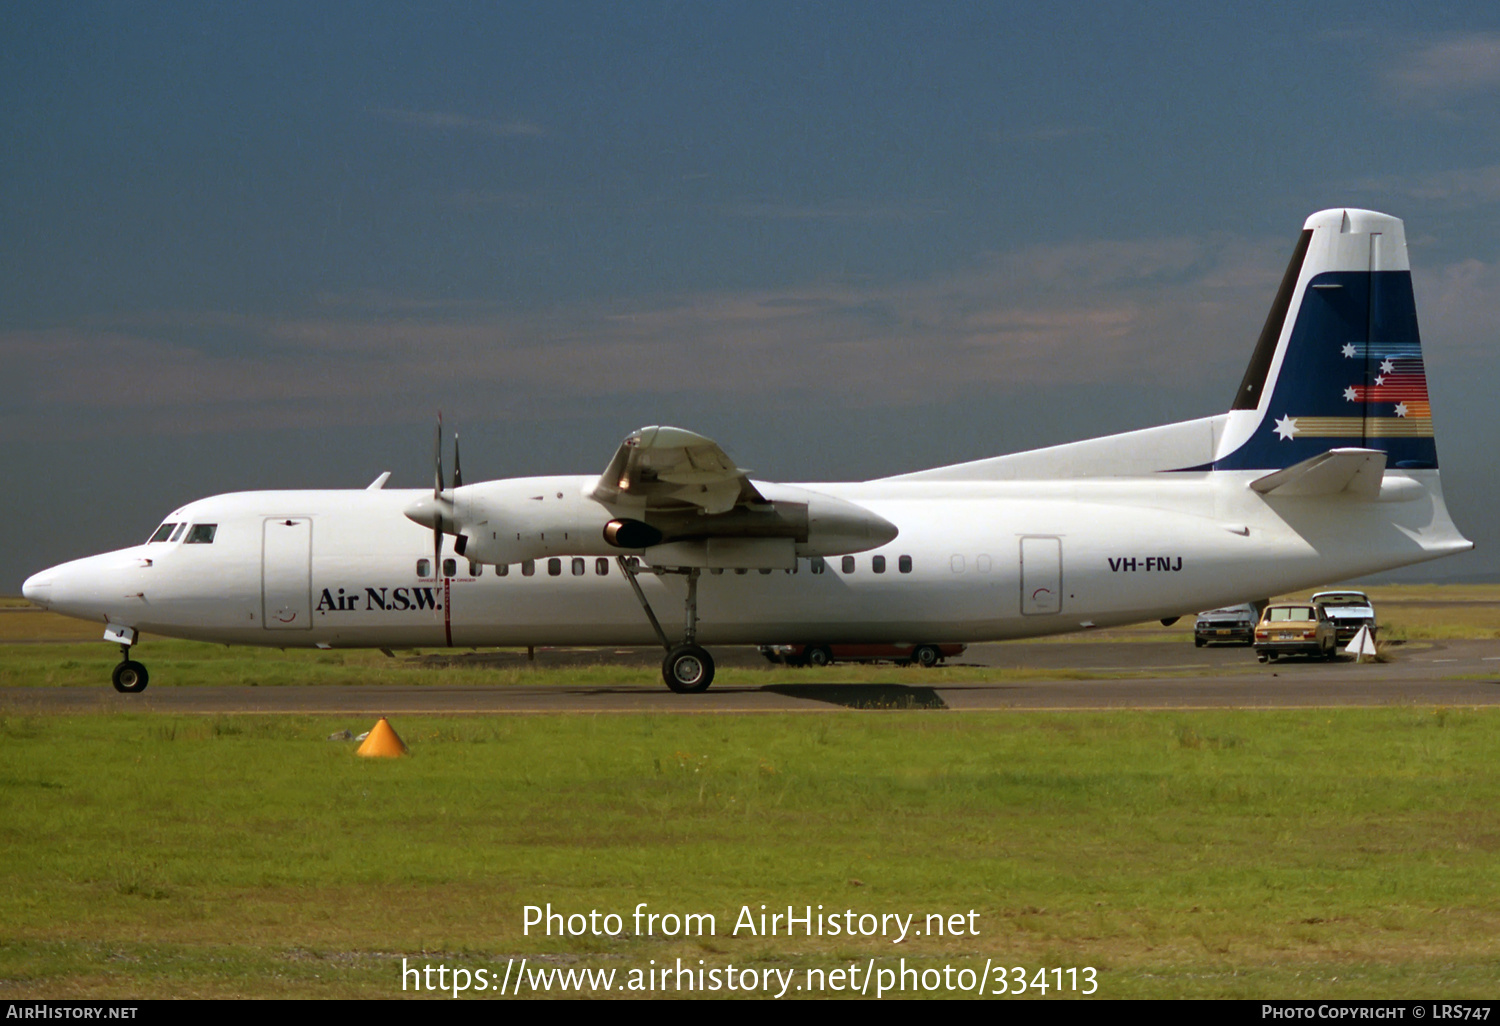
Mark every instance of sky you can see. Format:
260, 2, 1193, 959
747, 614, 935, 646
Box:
3, 1, 1499, 590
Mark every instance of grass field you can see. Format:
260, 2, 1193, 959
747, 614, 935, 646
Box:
2, 588, 1497, 999
1, 709, 1498, 999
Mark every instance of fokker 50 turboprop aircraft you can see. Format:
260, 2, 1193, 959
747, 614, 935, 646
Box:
22, 209, 1473, 693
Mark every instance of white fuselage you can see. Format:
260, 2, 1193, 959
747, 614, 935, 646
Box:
24, 469, 1468, 650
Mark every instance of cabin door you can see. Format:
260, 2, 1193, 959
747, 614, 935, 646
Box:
1020, 536, 1062, 615
262, 517, 313, 630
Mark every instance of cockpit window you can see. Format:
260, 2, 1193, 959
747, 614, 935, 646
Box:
149, 523, 177, 543
169, 523, 188, 542
184, 524, 217, 544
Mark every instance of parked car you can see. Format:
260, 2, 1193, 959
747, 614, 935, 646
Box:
1193, 603, 1259, 647
758, 643, 966, 668
1253, 603, 1338, 661
1310, 590, 1377, 644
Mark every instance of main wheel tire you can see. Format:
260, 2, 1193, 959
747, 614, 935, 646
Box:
112, 660, 149, 693
913, 645, 941, 668
662, 645, 714, 693
1194, 637, 1206, 648
806, 646, 833, 667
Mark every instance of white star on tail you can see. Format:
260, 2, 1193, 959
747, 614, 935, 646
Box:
1395, 403, 1409, 418
1273, 415, 1299, 440
1381, 359, 1395, 374
1344, 386, 1358, 401
1342, 343, 1358, 358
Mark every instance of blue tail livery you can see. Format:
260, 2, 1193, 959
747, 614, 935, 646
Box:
1212, 208, 1438, 471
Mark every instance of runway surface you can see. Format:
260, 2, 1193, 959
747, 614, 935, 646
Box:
3, 639, 1497, 714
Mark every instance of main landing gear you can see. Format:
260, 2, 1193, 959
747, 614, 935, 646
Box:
617, 557, 715, 693
111, 644, 149, 693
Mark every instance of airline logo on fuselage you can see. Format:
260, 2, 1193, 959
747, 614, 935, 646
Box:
316, 586, 442, 612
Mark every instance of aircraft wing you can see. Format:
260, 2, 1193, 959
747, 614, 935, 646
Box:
590, 425, 767, 514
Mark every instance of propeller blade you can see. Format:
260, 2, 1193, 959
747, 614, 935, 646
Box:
452, 431, 463, 489
434, 412, 444, 501
433, 412, 445, 578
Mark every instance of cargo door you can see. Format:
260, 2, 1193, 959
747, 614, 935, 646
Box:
262, 517, 312, 630
1020, 536, 1062, 615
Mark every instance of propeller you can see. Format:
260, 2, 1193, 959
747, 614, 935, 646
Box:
433, 413, 445, 574
451, 431, 467, 554
428, 413, 468, 574
405, 413, 469, 573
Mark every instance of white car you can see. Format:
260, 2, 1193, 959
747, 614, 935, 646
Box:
1310, 591, 1377, 644
1193, 603, 1259, 647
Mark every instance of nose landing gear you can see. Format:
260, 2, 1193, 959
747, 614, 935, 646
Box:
111, 644, 149, 693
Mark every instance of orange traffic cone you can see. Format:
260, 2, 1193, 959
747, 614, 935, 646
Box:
356, 717, 408, 758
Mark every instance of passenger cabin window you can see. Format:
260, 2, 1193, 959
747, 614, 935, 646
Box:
521, 560, 535, 577
976, 554, 992, 573
168, 523, 187, 542
758, 568, 772, 575
498, 563, 509, 577
442, 558, 457, 577
548, 557, 562, 577
809, 556, 825, 574
841, 555, 855, 574
469, 561, 482, 577
872, 555, 886, 574
572, 557, 585, 576
950, 554, 965, 573
417, 559, 431, 577
149, 523, 177, 543
184, 524, 217, 544
898, 555, 912, 573
596, 558, 609, 576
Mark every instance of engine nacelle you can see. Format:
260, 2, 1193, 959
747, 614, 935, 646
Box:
407, 476, 898, 569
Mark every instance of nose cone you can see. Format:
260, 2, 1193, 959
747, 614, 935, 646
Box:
22, 570, 53, 609
404, 494, 452, 531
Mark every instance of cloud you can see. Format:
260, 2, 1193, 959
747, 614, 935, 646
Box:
1415, 257, 1500, 366
0, 231, 1300, 439
993, 125, 1100, 144
1353, 164, 1500, 208
369, 107, 545, 138
718, 200, 941, 223
1387, 33, 1500, 102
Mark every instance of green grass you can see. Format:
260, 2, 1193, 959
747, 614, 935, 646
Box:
1, 710, 1498, 998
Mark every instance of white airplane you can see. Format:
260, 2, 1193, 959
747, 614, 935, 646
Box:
22, 208, 1472, 693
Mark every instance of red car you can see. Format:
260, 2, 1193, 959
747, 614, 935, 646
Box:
757, 643, 965, 668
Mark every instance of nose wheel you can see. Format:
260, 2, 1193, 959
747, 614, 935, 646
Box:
111, 646, 149, 693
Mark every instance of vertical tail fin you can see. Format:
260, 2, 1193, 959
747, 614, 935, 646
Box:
1213, 209, 1438, 471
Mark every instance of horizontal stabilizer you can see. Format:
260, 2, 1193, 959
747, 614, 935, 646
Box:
1250, 448, 1386, 498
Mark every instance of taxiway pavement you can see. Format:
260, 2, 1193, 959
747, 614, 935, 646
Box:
2, 639, 1496, 714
